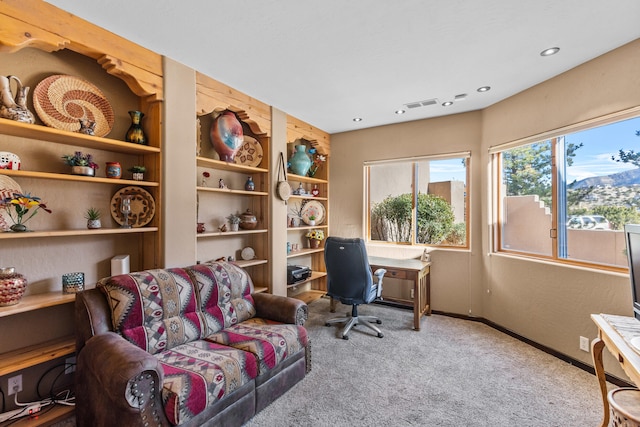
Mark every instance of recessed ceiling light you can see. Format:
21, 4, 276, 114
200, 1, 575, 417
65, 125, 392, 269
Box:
353, 117, 363, 122
395, 109, 406, 115
442, 101, 453, 107
540, 47, 560, 56
477, 86, 491, 92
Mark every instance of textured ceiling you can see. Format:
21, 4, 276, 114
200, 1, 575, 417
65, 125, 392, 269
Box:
44, 0, 640, 134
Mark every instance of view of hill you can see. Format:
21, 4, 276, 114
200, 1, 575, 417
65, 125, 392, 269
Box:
570, 167, 640, 189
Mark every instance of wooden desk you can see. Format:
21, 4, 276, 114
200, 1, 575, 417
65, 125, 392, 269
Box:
591, 314, 640, 427
368, 256, 431, 331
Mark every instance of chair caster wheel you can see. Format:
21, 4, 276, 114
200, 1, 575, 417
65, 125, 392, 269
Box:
342, 335, 349, 340
325, 322, 331, 327
376, 320, 382, 324
377, 333, 384, 338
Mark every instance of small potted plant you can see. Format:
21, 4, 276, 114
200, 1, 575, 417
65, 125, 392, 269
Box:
305, 229, 325, 249
0, 191, 52, 232
128, 165, 146, 181
62, 151, 99, 177
226, 213, 241, 232
85, 207, 102, 229
307, 214, 317, 226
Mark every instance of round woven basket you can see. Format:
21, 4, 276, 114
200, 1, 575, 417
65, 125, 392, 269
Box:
0, 267, 27, 306
33, 74, 115, 137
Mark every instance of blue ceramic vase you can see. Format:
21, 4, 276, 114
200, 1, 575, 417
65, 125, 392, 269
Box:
289, 145, 312, 176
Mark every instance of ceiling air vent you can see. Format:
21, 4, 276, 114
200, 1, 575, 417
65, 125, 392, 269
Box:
404, 98, 438, 109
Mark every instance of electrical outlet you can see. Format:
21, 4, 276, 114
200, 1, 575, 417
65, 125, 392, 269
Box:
65, 356, 76, 374
580, 336, 590, 352
8, 374, 22, 395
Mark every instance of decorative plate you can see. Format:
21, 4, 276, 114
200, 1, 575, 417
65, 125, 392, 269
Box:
0, 175, 22, 232
33, 74, 115, 137
301, 200, 326, 225
241, 247, 256, 261
110, 186, 156, 227
234, 136, 263, 168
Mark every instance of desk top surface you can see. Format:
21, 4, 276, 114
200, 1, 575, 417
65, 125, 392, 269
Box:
368, 256, 431, 271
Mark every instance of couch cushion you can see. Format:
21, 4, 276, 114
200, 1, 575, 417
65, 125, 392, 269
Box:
157, 340, 258, 426
186, 262, 256, 335
98, 268, 204, 354
206, 318, 308, 375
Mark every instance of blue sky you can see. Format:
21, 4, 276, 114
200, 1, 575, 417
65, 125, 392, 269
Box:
565, 116, 640, 183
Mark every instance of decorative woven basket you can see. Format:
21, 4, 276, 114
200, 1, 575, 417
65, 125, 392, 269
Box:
33, 74, 115, 137
0, 267, 27, 306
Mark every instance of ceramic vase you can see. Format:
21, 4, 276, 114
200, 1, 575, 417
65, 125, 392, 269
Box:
245, 176, 255, 191
0, 267, 27, 306
240, 209, 258, 230
290, 145, 312, 176
126, 110, 147, 145
210, 111, 243, 162
106, 162, 122, 179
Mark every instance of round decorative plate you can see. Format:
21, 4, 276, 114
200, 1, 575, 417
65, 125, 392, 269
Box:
110, 186, 156, 227
241, 247, 256, 260
301, 200, 326, 225
0, 175, 22, 232
234, 136, 263, 168
33, 74, 115, 137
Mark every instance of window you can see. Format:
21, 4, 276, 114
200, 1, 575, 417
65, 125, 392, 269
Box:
494, 114, 640, 269
365, 153, 469, 248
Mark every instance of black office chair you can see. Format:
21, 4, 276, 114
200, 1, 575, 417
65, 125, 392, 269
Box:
323, 237, 386, 339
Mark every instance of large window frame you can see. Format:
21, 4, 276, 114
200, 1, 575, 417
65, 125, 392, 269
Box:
364, 151, 470, 249
491, 108, 640, 272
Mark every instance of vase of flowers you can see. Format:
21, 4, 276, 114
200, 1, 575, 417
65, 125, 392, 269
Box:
85, 207, 102, 229
307, 148, 327, 178
0, 192, 52, 232
62, 151, 99, 177
305, 229, 325, 249
128, 165, 146, 181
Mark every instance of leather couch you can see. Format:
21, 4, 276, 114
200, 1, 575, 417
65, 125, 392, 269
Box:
74, 261, 310, 427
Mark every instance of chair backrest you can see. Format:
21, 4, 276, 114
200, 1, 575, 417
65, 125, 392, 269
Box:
324, 237, 374, 306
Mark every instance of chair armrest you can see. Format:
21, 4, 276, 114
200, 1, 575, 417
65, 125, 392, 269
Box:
78, 332, 163, 396
252, 293, 308, 325
373, 268, 387, 298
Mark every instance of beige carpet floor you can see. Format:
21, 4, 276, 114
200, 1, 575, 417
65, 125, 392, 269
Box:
52, 296, 612, 427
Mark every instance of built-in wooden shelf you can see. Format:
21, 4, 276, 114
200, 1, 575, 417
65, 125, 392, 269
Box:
196, 156, 268, 173
290, 290, 325, 304
0, 404, 75, 426
286, 271, 327, 289
0, 170, 159, 187
0, 293, 75, 318
0, 227, 159, 240
0, 336, 75, 377
288, 195, 328, 201
0, 117, 160, 154
197, 229, 268, 238
286, 173, 328, 185
287, 248, 324, 258
234, 259, 268, 268
197, 186, 268, 196
254, 287, 268, 294
286, 225, 329, 232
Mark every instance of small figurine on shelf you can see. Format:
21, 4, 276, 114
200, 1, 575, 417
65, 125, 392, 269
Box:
78, 118, 96, 136
311, 185, 320, 197
293, 183, 306, 195
219, 178, 228, 189
245, 176, 255, 191
201, 171, 210, 186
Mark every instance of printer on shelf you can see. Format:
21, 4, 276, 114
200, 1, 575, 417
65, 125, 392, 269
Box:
287, 264, 312, 285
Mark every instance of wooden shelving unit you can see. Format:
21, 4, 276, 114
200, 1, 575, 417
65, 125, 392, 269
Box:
0, 5, 165, 422
285, 116, 330, 304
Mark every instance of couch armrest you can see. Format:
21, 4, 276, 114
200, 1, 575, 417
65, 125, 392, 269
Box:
252, 293, 308, 325
76, 332, 170, 427
75, 288, 112, 353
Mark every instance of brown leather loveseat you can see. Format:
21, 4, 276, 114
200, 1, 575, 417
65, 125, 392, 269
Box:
74, 261, 310, 427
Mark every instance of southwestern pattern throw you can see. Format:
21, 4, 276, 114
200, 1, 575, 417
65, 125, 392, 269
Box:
98, 268, 204, 354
